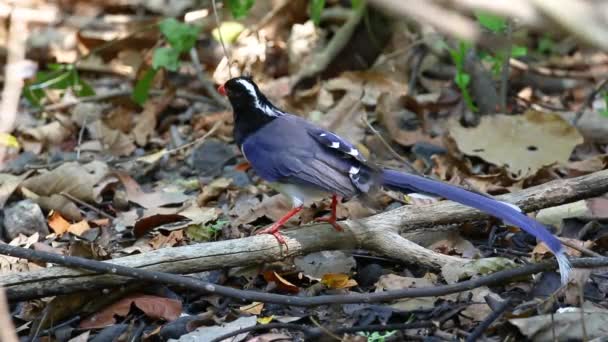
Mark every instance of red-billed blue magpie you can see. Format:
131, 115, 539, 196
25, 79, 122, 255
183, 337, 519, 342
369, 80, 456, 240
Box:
218, 76, 571, 283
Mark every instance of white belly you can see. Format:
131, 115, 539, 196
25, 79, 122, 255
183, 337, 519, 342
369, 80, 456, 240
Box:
271, 183, 330, 208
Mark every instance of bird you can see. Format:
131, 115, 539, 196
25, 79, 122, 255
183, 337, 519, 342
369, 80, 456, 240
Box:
218, 76, 571, 284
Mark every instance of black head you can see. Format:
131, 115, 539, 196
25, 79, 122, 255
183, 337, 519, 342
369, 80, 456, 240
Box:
219, 77, 285, 145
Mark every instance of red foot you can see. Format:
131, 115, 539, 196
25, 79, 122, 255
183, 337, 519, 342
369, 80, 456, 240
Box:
256, 206, 303, 248
256, 224, 287, 246
315, 195, 343, 231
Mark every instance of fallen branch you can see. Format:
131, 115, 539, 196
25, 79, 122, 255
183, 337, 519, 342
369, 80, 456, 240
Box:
2, 170, 608, 300
2, 241, 608, 305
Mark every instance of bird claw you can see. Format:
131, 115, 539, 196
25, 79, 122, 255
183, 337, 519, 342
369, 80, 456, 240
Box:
256, 225, 288, 249
315, 216, 343, 232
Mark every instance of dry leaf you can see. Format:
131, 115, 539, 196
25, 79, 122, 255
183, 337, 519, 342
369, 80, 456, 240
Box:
80, 294, 182, 329
21, 161, 109, 203
450, 110, 583, 177
0, 171, 32, 208
321, 273, 358, 289
263, 271, 299, 293
48, 211, 70, 235
239, 302, 264, 315
87, 120, 136, 156
115, 172, 189, 209
133, 90, 175, 146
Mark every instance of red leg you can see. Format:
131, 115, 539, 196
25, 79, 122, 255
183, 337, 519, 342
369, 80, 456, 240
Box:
315, 195, 343, 232
257, 206, 303, 246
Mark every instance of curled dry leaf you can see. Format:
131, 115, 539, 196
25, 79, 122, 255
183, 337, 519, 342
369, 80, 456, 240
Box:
21, 161, 109, 203
115, 171, 189, 209
20, 114, 75, 148
197, 177, 232, 206
48, 211, 91, 236
87, 120, 136, 156
510, 302, 608, 341
263, 271, 300, 293
0, 171, 32, 209
132, 89, 175, 146
80, 294, 182, 329
450, 110, 584, 178
376, 92, 441, 147
321, 273, 358, 289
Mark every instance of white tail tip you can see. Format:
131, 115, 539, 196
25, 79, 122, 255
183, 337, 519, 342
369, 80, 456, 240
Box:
556, 251, 572, 285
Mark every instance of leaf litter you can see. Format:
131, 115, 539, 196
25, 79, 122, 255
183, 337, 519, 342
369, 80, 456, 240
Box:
2, 1, 608, 341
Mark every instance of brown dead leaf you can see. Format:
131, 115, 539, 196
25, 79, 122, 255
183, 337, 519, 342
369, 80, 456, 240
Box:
376, 92, 441, 147
87, 120, 136, 156
197, 177, 232, 206
80, 294, 182, 329
48, 211, 70, 235
429, 231, 481, 259
115, 172, 189, 209
48, 212, 91, 236
0, 171, 32, 209
133, 214, 188, 237
239, 302, 264, 315
532, 237, 594, 259
230, 194, 294, 226
450, 110, 584, 178
21, 114, 75, 147
149, 230, 184, 249
21, 161, 109, 203
21, 188, 82, 221
263, 271, 300, 293
133, 89, 175, 146
1, 233, 43, 274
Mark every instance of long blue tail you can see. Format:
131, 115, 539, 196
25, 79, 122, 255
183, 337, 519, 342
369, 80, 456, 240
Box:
381, 169, 571, 283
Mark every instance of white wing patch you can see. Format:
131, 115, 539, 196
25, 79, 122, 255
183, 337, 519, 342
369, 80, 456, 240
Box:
310, 129, 366, 163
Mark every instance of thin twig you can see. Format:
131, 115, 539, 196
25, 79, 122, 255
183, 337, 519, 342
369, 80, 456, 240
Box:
211, 0, 232, 78
499, 20, 512, 113
310, 316, 341, 341
558, 238, 602, 257
135, 119, 222, 163
361, 114, 408, 164
59, 192, 116, 220
1, 242, 608, 305
189, 48, 229, 107
209, 321, 434, 342
573, 78, 608, 125
465, 297, 511, 342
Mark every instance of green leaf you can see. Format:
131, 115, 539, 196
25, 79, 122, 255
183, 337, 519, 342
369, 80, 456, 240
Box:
152, 47, 180, 71
23, 84, 45, 107
351, 0, 364, 10
72, 75, 96, 97
227, 0, 255, 19
132, 68, 158, 105
158, 18, 201, 52
538, 35, 555, 54
310, 0, 325, 26
474, 11, 506, 33
455, 72, 470, 88
511, 45, 527, 57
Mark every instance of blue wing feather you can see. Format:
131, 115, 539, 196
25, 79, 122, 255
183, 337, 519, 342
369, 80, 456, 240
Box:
241, 115, 362, 198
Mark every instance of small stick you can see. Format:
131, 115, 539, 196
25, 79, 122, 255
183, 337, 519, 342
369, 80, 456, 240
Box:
59, 192, 116, 220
